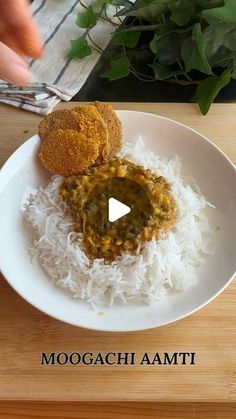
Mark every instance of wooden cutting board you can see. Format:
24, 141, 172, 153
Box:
0, 102, 235, 403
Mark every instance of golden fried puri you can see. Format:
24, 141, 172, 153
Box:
92, 101, 122, 157
39, 129, 99, 176
72, 104, 110, 163
39, 110, 84, 141
38, 103, 122, 176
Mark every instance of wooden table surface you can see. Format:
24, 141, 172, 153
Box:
0, 102, 235, 418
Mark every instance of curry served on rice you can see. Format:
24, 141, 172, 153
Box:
61, 158, 177, 261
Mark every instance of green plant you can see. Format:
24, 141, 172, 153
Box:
69, 0, 236, 115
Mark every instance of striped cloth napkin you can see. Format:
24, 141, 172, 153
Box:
0, 0, 120, 115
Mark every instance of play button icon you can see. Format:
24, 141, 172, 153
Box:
108, 198, 131, 222
83, 175, 152, 259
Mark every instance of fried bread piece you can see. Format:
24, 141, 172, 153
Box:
39, 129, 99, 176
39, 110, 83, 140
92, 102, 122, 157
72, 104, 110, 163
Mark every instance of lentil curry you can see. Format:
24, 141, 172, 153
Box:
61, 158, 177, 261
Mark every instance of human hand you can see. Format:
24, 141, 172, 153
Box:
0, 0, 43, 85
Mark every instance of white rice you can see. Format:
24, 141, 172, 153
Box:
22, 139, 213, 308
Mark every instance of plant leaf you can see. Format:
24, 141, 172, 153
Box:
100, 57, 130, 80
207, 45, 232, 68
76, 6, 98, 29
204, 22, 236, 54
68, 37, 92, 59
195, 0, 224, 8
149, 63, 185, 80
116, 0, 175, 22
193, 66, 232, 115
150, 26, 191, 65
202, 0, 236, 24
112, 0, 135, 15
181, 23, 212, 74
112, 30, 141, 48
169, 0, 195, 26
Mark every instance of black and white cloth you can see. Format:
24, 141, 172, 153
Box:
0, 0, 119, 114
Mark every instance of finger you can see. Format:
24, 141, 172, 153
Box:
0, 31, 26, 57
0, 0, 43, 58
0, 22, 35, 58
0, 42, 30, 84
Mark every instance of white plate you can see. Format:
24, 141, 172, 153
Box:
0, 111, 235, 332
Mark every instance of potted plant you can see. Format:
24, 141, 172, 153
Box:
68, 0, 236, 114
